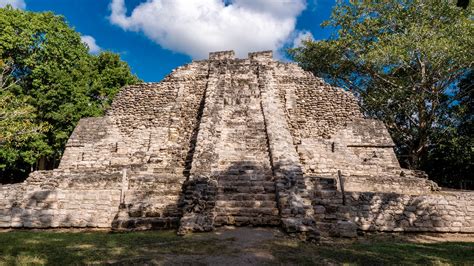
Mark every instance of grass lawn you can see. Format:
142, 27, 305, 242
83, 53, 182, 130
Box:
0, 229, 473, 265
268, 239, 474, 265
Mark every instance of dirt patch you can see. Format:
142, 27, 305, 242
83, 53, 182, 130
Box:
155, 226, 283, 266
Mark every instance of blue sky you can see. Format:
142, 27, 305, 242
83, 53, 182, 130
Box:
4, 0, 337, 82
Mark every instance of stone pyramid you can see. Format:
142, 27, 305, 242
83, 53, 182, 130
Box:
1, 51, 472, 238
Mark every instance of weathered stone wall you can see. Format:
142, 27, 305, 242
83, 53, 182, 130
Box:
0, 188, 120, 228
342, 175, 436, 195
346, 191, 474, 233
312, 186, 474, 236
0, 171, 121, 228
273, 63, 362, 140
297, 119, 437, 194
0, 167, 186, 229
297, 119, 399, 178
60, 61, 209, 174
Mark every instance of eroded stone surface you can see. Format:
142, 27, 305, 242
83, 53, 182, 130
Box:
0, 50, 471, 238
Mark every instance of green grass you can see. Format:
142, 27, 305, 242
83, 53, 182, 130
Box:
0, 230, 473, 265
266, 239, 474, 265
0, 230, 232, 265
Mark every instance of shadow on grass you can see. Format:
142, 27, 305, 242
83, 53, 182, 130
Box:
267, 239, 474, 265
0, 230, 233, 265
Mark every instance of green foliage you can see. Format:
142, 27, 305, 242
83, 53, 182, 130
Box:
0, 92, 50, 172
0, 6, 140, 182
422, 71, 473, 188
290, 1, 473, 187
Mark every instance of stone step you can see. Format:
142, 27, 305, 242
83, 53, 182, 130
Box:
218, 185, 275, 194
216, 193, 276, 201
218, 180, 275, 187
215, 200, 277, 208
217, 175, 272, 182
225, 128, 265, 131
218, 158, 271, 164
214, 207, 279, 216
223, 135, 267, 139
216, 163, 270, 169
223, 137, 267, 142
126, 188, 183, 194
217, 169, 271, 174
214, 215, 281, 226
222, 132, 266, 136
128, 177, 183, 186
217, 170, 271, 176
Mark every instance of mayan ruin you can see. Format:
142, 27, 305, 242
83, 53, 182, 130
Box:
0, 50, 473, 239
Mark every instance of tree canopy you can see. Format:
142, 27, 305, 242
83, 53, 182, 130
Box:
0, 7, 140, 182
290, 1, 473, 188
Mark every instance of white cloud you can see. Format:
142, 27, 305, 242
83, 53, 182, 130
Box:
0, 0, 26, 9
81, 35, 101, 54
109, 0, 307, 59
292, 30, 314, 48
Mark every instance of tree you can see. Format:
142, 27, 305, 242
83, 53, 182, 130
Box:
0, 6, 140, 182
422, 71, 473, 188
89, 52, 140, 109
0, 92, 50, 181
289, 1, 473, 186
